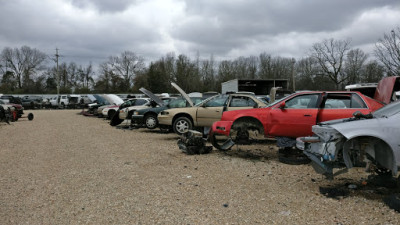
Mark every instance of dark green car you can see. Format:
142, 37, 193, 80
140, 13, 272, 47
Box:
131, 97, 205, 130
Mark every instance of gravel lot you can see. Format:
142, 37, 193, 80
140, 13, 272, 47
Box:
1, 109, 400, 224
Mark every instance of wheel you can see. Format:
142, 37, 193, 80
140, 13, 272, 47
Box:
28, 113, 34, 121
173, 117, 192, 135
107, 110, 116, 120
144, 114, 158, 129
210, 133, 234, 151
278, 147, 311, 165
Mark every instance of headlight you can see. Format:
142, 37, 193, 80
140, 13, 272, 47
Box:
160, 111, 169, 115
133, 111, 139, 115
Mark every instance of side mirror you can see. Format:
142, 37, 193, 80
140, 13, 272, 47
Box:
253, 103, 259, 108
278, 102, 286, 109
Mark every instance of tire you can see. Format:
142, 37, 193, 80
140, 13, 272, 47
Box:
107, 110, 116, 120
144, 114, 158, 129
173, 117, 192, 135
28, 113, 34, 121
210, 133, 234, 151
278, 148, 311, 165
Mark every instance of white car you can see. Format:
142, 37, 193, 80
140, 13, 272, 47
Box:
118, 98, 150, 120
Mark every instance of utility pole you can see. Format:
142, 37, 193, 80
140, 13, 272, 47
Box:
291, 58, 296, 92
55, 48, 60, 103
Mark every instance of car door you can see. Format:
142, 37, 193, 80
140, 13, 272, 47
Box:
268, 93, 321, 137
317, 93, 371, 122
196, 95, 228, 127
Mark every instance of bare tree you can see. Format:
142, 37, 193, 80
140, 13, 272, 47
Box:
362, 60, 385, 83
107, 51, 145, 91
78, 63, 94, 89
310, 38, 351, 90
344, 48, 367, 84
0, 45, 47, 89
374, 27, 400, 76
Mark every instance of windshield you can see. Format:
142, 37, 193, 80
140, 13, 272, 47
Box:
266, 94, 294, 107
194, 94, 228, 107
373, 100, 400, 118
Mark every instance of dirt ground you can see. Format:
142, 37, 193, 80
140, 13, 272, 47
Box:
1, 109, 400, 224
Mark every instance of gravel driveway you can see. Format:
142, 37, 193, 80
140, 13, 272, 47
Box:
1, 110, 399, 224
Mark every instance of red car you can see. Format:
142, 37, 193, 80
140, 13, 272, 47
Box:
210, 91, 386, 151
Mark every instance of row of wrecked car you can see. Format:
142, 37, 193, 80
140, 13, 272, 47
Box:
80, 76, 400, 210
81, 77, 400, 182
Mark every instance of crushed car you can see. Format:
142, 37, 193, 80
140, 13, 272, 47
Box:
158, 82, 267, 135
297, 100, 400, 179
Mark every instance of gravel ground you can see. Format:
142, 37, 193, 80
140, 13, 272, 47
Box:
1, 109, 400, 224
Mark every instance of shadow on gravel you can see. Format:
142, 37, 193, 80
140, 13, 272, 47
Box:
319, 175, 400, 212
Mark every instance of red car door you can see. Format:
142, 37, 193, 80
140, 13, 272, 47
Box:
317, 93, 372, 122
268, 93, 321, 137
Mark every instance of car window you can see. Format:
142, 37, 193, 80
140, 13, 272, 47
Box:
324, 94, 367, 109
203, 95, 228, 107
285, 94, 319, 109
134, 99, 147, 106
168, 99, 187, 108
229, 96, 257, 107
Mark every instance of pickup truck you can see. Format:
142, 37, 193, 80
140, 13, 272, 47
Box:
50, 95, 81, 109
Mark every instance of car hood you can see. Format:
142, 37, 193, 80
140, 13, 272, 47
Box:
105, 94, 124, 105
374, 76, 400, 104
171, 82, 193, 107
139, 88, 165, 107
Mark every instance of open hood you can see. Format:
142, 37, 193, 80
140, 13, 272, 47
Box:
171, 82, 194, 107
374, 76, 400, 104
139, 88, 165, 107
106, 94, 124, 105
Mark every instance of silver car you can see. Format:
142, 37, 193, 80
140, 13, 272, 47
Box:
297, 100, 400, 178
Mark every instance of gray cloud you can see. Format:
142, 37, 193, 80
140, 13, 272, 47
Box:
0, 0, 399, 71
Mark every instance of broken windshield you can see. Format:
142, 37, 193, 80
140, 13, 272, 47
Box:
373, 100, 400, 118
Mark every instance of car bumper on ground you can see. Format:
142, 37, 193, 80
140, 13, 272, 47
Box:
210, 120, 234, 136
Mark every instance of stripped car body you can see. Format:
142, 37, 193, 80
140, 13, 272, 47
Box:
297, 100, 400, 178
158, 83, 267, 135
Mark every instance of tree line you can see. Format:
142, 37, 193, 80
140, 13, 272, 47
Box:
1, 27, 399, 95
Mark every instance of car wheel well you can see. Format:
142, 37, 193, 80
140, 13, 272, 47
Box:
173, 113, 193, 125
343, 136, 397, 176
232, 117, 264, 133
144, 111, 158, 118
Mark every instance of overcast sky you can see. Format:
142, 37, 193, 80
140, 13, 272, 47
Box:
0, 0, 399, 70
